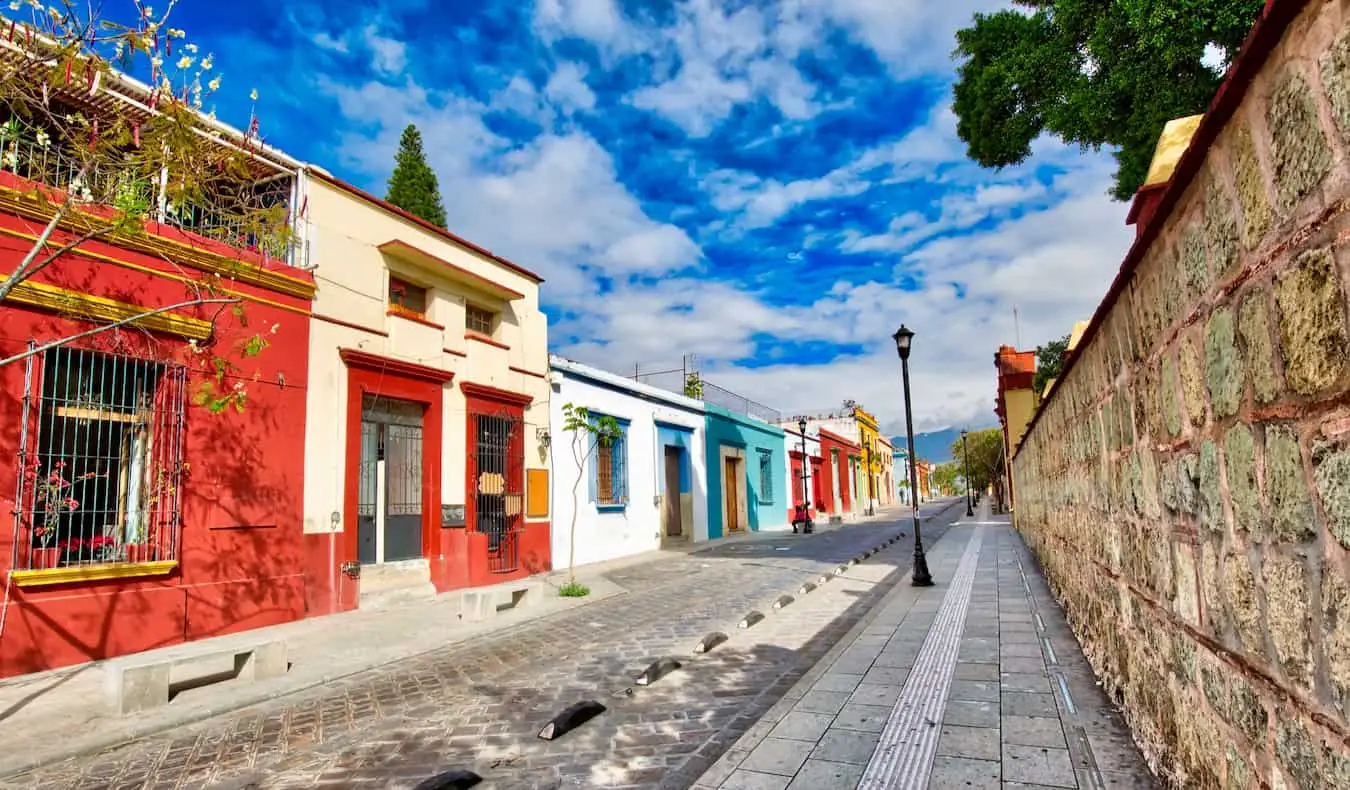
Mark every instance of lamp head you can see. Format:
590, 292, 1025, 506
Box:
892, 325, 914, 360
798, 417, 807, 434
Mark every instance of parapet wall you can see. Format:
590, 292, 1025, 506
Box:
1011, 1, 1350, 787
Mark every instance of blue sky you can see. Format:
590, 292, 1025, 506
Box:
169, 0, 1134, 434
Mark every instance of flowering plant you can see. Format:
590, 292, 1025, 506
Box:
24, 460, 96, 546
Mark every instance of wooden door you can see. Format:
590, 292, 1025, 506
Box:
664, 446, 683, 538
725, 457, 740, 531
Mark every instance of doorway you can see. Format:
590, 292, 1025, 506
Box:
469, 411, 523, 574
356, 395, 426, 565
724, 456, 742, 532
663, 445, 684, 539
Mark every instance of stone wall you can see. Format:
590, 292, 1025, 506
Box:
1010, 2, 1350, 788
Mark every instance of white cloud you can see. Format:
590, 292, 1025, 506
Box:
544, 61, 598, 112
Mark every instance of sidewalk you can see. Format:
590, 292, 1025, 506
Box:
0, 499, 931, 779
693, 504, 1157, 790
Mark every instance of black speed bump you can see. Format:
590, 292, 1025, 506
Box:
817, 575, 829, 585
773, 594, 794, 610
635, 657, 682, 686
798, 581, 816, 595
835, 565, 848, 575
538, 700, 606, 740
695, 631, 728, 653
738, 610, 765, 629
412, 769, 483, 789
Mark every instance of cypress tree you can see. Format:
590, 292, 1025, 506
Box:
385, 124, 447, 227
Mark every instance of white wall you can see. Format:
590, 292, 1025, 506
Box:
549, 361, 708, 569
781, 426, 822, 509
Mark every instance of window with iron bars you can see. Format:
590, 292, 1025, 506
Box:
591, 417, 628, 506
13, 345, 187, 571
758, 449, 774, 505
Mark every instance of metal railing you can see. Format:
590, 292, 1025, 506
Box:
701, 380, 781, 423
625, 355, 783, 423
0, 132, 300, 266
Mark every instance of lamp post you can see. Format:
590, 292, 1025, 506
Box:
961, 429, 974, 517
893, 325, 933, 587
798, 416, 810, 521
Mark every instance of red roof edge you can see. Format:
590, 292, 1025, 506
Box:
308, 169, 545, 285
1013, 0, 1309, 462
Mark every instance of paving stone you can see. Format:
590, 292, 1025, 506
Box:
720, 769, 792, 790
740, 738, 812, 777
785, 758, 864, 789
831, 702, 892, 733
1003, 692, 1060, 718
944, 699, 1002, 729
795, 690, 851, 715
929, 755, 1001, 789
767, 712, 834, 743
955, 663, 1002, 681
949, 680, 1002, 702
1003, 743, 1077, 787
1002, 716, 1068, 749
809, 729, 881, 764
1001, 673, 1053, 694
861, 665, 910, 686
937, 724, 1002, 762
810, 673, 862, 694
847, 682, 903, 707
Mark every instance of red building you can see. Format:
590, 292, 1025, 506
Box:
818, 428, 859, 516
784, 426, 827, 523
0, 91, 313, 676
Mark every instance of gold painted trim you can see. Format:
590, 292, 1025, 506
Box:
0, 184, 316, 300
0, 274, 213, 340
12, 561, 179, 587
0, 225, 311, 318
1143, 115, 1204, 187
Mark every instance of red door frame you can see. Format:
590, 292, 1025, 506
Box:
339, 349, 453, 569
461, 380, 532, 535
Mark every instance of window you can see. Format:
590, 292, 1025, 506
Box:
589, 416, 628, 506
389, 275, 428, 318
758, 449, 774, 504
465, 303, 495, 336
17, 347, 187, 571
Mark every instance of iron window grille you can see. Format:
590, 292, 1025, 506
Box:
12, 344, 187, 571
592, 420, 627, 506
465, 303, 495, 336
758, 449, 774, 505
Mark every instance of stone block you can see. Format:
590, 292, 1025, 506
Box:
1199, 652, 1228, 714
1323, 566, 1350, 716
1201, 540, 1225, 639
1205, 173, 1240, 275
1262, 554, 1312, 690
1199, 440, 1223, 534
1275, 718, 1321, 790
1266, 69, 1334, 212
1180, 333, 1207, 426
1265, 426, 1316, 543
1229, 123, 1273, 248
1178, 452, 1201, 516
1173, 542, 1200, 626
1226, 744, 1250, 790
1274, 248, 1350, 395
1312, 446, 1350, 550
1224, 423, 1262, 540
1320, 25, 1350, 142
103, 660, 170, 716
1224, 552, 1264, 654
1162, 354, 1183, 437
1205, 306, 1245, 419
1227, 672, 1267, 745
1238, 290, 1280, 404
1182, 225, 1209, 298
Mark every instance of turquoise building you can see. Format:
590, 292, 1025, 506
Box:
704, 404, 789, 538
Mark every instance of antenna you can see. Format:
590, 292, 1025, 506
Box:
1013, 304, 1022, 348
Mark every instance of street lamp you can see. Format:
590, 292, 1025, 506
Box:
961, 429, 974, 517
892, 324, 933, 587
863, 440, 874, 516
798, 417, 811, 530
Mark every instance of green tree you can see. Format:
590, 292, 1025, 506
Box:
1033, 334, 1071, 395
951, 0, 1266, 200
932, 461, 962, 496
385, 124, 447, 226
950, 429, 1004, 494
559, 403, 620, 595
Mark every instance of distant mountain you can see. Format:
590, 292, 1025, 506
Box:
889, 429, 961, 464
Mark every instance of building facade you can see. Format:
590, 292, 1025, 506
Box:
817, 428, 858, 520
876, 435, 894, 507
705, 405, 787, 536
299, 171, 551, 614
548, 356, 708, 568
781, 422, 827, 523
0, 75, 314, 676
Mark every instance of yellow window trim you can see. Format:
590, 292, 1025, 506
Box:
0, 274, 213, 340
0, 225, 311, 318
11, 560, 179, 587
0, 184, 316, 300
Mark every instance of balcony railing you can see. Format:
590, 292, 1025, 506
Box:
0, 132, 301, 267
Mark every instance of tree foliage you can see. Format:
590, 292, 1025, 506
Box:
0, 0, 290, 413
950, 428, 1004, 493
1033, 334, 1071, 395
385, 123, 446, 227
560, 403, 620, 587
931, 461, 962, 496
951, 0, 1266, 200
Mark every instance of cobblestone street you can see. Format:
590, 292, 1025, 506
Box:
1, 500, 962, 790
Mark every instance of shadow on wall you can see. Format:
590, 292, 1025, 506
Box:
0, 306, 307, 678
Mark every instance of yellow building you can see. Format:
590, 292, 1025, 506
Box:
853, 405, 882, 512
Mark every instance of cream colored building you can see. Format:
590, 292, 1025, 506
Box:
299, 168, 552, 612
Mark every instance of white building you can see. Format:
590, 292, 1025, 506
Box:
548, 356, 709, 569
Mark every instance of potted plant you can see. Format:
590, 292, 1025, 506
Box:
26, 460, 100, 569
